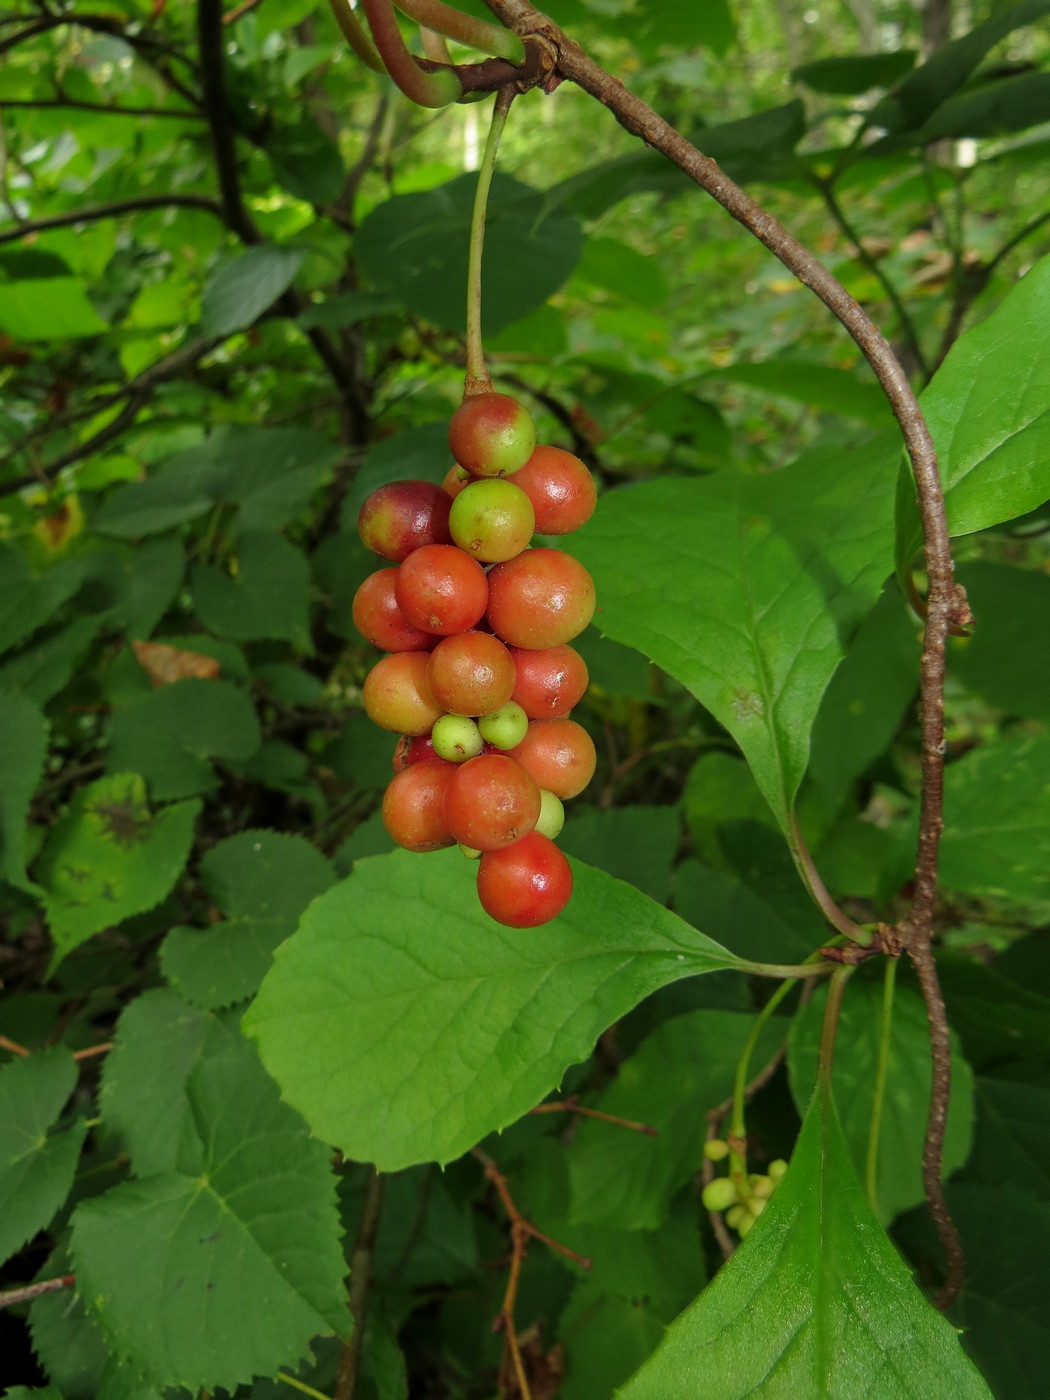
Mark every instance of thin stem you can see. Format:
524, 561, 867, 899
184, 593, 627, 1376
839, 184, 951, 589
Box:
0, 194, 225, 247
0, 1034, 30, 1056
817, 967, 852, 1089
464, 88, 513, 395
725, 980, 797, 1196
865, 957, 897, 1213
0, 1275, 75, 1310
789, 814, 871, 944
0, 97, 204, 118
395, 0, 525, 61
327, 0, 386, 73
276, 1374, 333, 1400
738, 958, 835, 981
360, 0, 462, 106
334, 1166, 385, 1400
529, 1098, 658, 1135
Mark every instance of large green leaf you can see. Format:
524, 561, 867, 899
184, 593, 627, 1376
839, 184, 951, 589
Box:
106, 678, 261, 799
787, 976, 974, 1224
572, 435, 899, 827
0, 549, 86, 655
36, 773, 200, 969
190, 530, 311, 646
0, 616, 105, 704
950, 562, 1050, 721
897, 252, 1050, 570
967, 1077, 1050, 1199
355, 172, 584, 335
245, 849, 751, 1172
565, 1009, 785, 1231
0, 1049, 86, 1267
793, 51, 917, 96
73, 1023, 348, 1391
559, 806, 679, 904
200, 244, 305, 338
0, 277, 106, 340
616, 1088, 993, 1400
160, 830, 334, 1010
0, 690, 48, 891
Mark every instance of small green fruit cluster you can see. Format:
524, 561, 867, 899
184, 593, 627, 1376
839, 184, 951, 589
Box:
352, 392, 599, 927
701, 1143, 788, 1238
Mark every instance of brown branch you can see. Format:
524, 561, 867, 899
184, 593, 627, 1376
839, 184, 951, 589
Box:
0, 97, 205, 118
480, 0, 963, 1310
529, 1096, 658, 1135
334, 1166, 384, 1400
0, 1034, 30, 1056
223, 0, 265, 22
0, 194, 225, 247
72, 1041, 113, 1061
0, 1275, 75, 1310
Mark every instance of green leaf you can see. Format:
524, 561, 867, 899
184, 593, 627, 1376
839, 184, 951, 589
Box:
339, 423, 449, 529
0, 549, 86, 655
936, 952, 1050, 1073
0, 1049, 86, 1267
566, 1009, 785, 1230
0, 690, 49, 891
92, 447, 223, 538
200, 244, 305, 337
966, 1077, 1050, 1198
560, 806, 679, 904
787, 975, 974, 1224
73, 1024, 348, 1391
356, 172, 585, 336
0, 278, 106, 340
950, 562, 1050, 721
616, 1088, 993, 1400
36, 773, 200, 970
939, 734, 1050, 914
245, 849, 749, 1171
161, 830, 334, 1010
112, 535, 184, 638
897, 252, 1050, 571
793, 51, 917, 95
297, 290, 397, 329
191, 530, 311, 646
267, 120, 345, 203
708, 360, 892, 427
0, 617, 104, 704
572, 435, 899, 827
107, 678, 262, 799
575, 237, 667, 308
870, 0, 1050, 133
672, 858, 817, 965
913, 70, 1050, 143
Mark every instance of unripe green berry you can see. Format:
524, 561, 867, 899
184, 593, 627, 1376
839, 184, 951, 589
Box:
768, 1158, 788, 1182
449, 478, 535, 563
747, 1196, 768, 1219
725, 1205, 747, 1230
432, 714, 484, 763
703, 1138, 730, 1162
737, 1213, 754, 1238
534, 788, 565, 840
459, 843, 482, 859
478, 701, 529, 750
701, 1177, 738, 1212
750, 1175, 774, 1200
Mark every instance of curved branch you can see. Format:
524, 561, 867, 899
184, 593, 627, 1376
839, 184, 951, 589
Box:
0, 194, 225, 247
0, 97, 204, 119
359, 0, 462, 106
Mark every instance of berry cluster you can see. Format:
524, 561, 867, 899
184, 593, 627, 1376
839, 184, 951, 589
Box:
701, 1139, 789, 1238
352, 391, 598, 927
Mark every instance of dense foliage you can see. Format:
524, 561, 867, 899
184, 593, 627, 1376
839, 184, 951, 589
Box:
1, 0, 1049, 1397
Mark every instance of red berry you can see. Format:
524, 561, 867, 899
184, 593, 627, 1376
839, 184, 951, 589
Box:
395, 544, 488, 636
476, 832, 572, 927
448, 392, 536, 478
443, 753, 540, 851
382, 759, 456, 851
357, 480, 452, 562
442, 464, 474, 499
507, 718, 596, 799
427, 631, 516, 716
392, 733, 437, 775
486, 548, 595, 649
353, 569, 437, 652
363, 652, 444, 735
510, 644, 589, 719
513, 446, 597, 534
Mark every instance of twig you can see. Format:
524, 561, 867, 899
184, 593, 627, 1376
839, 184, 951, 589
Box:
529, 1096, 658, 1135
0, 194, 225, 247
334, 1166, 384, 1400
0, 1275, 75, 1310
0, 1034, 30, 1056
0, 97, 204, 118
72, 1041, 113, 1061
223, 0, 265, 23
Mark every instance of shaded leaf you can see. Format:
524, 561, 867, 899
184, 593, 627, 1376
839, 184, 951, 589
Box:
200, 244, 305, 338
708, 359, 892, 427
966, 1077, 1050, 1199
245, 849, 750, 1171
0, 690, 48, 891
559, 806, 679, 904
793, 51, 917, 95
191, 530, 311, 646
950, 562, 1050, 721
0, 616, 104, 704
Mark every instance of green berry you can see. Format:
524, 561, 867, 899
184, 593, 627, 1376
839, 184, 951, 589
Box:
703, 1138, 730, 1162
701, 1177, 738, 1212
478, 701, 529, 750
768, 1158, 788, 1182
751, 1175, 774, 1200
534, 788, 565, 840
737, 1213, 754, 1238
725, 1205, 747, 1230
459, 843, 482, 859
747, 1196, 768, 1219
432, 714, 484, 763
449, 478, 535, 563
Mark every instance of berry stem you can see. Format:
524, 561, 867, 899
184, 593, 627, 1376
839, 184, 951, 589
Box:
864, 956, 898, 1213
727, 979, 797, 1190
395, 0, 525, 62
360, 0, 463, 106
327, 0, 386, 73
464, 86, 515, 396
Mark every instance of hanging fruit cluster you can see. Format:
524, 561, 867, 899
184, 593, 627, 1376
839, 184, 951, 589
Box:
352, 390, 599, 927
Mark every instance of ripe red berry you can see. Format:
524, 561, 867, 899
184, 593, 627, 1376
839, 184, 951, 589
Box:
363, 652, 444, 735
513, 446, 597, 534
510, 644, 589, 719
382, 759, 456, 851
427, 631, 516, 716
443, 753, 540, 851
392, 733, 437, 775
448, 392, 536, 477
507, 718, 597, 799
476, 832, 572, 927
395, 544, 488, 636
442, 464, 474, 499
357, 480, 452, 562
486, 548, 596, 649
353, 569, 437, 652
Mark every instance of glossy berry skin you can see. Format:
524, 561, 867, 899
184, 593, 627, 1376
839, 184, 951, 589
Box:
449, 478, 535, 563
392, 733, 437, 774
513, 446, 597, 534
358, 480, 452, 562
448, 392, 536, 478
427, 631, 515, 716
510, 644, 588, 719
535, 788, 565, 840
507, 718, 597, 799
476, 831, 572, 927
477, 701, 529, 751
486, 548, 596, 649
353, 569, 436, 653
443, 753, 540, 851
363, 652, 443, 736
395, 544, 488, 636
382, 759, 456, 852
432, 713, 484, 763
442, 464, 474, 499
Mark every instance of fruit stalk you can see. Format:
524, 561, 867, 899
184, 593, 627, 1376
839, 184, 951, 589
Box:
464, 85, 515, 396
